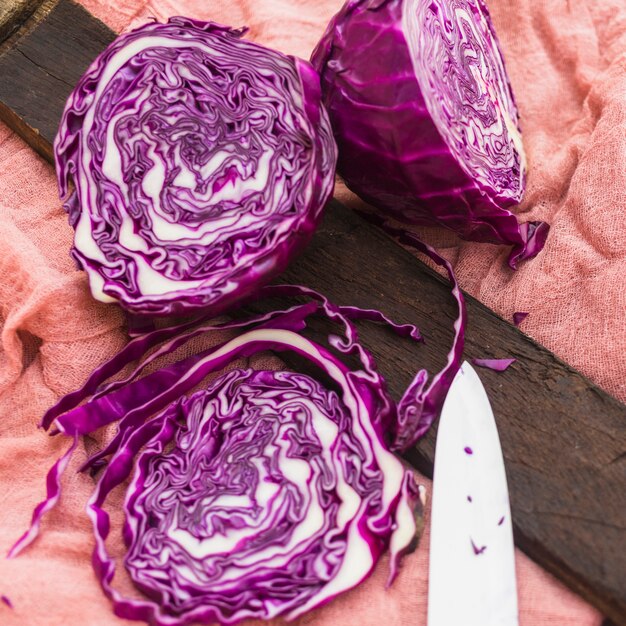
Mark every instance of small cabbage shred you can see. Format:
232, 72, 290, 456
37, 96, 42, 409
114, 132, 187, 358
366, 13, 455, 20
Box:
472, 357, 516, 371
311, 0, 549, 268
513, 311, 529, 326
11, 289, 426, 625
55, 17, 336, 316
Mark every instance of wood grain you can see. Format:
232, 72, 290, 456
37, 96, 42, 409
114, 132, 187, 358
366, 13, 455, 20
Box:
0, 0, 115, 161
0, 0, 624, 622
0, 0, 43, 42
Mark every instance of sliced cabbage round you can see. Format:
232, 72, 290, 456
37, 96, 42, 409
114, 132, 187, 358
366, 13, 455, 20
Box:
11, 293, 423, 625
112, 367, 417, 623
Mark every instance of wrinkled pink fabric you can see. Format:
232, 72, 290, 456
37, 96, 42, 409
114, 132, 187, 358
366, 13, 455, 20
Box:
1, 0, 623, 624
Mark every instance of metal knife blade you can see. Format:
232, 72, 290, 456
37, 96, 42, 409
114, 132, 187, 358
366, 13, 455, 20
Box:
427, 361, 518, 626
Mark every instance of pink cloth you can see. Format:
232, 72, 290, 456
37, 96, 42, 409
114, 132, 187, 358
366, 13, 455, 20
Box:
1, 0, 623, 624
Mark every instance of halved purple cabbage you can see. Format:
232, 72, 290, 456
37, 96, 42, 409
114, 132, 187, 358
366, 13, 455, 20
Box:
55, 17, 336, 315
311, 0, 548, 267
11, 292, 426, 624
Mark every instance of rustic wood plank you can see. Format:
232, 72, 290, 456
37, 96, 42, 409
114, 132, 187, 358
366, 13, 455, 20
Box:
261, 201, 626, 624
0, 0, 623, 622
0, 0, 115, 161
0, 0, 43, 43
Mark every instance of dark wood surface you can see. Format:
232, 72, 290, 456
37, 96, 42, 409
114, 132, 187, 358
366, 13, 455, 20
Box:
0, 0, 43, 42
0, 0, 624, 623
0, 0, 115, 161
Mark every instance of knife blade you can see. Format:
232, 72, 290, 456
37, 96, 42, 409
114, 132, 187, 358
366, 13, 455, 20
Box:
428, 361, 518, 626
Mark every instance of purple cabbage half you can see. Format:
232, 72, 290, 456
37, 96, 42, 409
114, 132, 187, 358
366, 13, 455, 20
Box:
311, 0, 549, 267
10, 290, 428, 625
55, 17, 336, 316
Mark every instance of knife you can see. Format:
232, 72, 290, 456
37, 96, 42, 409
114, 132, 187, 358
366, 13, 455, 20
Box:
428, 361, 518, 626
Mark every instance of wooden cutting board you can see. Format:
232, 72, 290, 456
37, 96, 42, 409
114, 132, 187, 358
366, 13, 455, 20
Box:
0, 1, 624, 623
